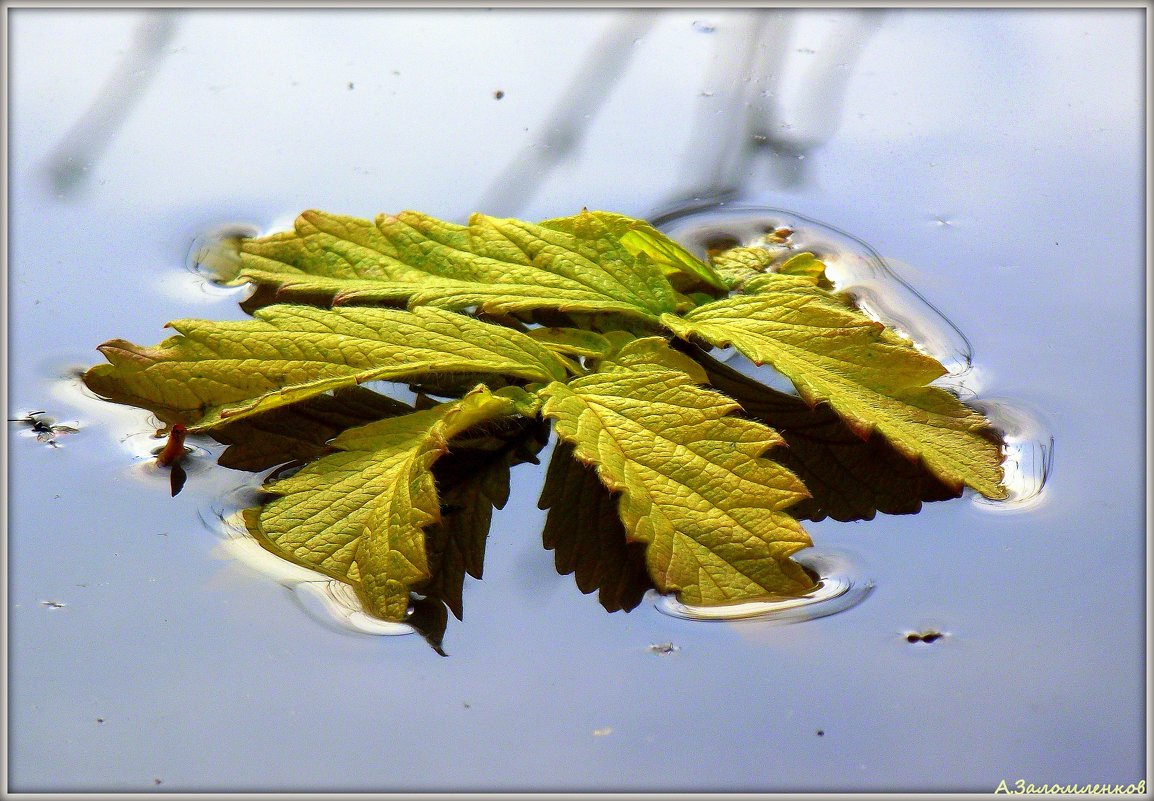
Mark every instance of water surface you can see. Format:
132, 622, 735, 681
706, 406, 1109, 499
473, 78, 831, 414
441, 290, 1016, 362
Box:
8, 7, 1145, 792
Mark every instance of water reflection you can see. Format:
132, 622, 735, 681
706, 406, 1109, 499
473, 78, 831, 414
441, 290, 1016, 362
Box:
43, 10, 181, 196
666, 9, 885, 205
475, 11, 657, 217
539, 442, 654, 612
478, 9, 883, 218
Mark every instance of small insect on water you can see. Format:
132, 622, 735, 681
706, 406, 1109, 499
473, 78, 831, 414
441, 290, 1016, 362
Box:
8, 411, 79, 447
155, 424, 189, 496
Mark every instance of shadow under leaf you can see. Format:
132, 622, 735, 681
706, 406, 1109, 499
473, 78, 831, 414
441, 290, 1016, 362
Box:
408, 417, 551, 654
208, 386, 414, 474
686, 345, 966, 522
538, 442, 655, 613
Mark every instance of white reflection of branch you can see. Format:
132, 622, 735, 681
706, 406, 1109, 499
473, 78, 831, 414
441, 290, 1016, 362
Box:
671, 9, 788, 204
655, 9, 886, 218
44, 10, 181, 196
474, 11, 657, 218
749, 9, 886, 188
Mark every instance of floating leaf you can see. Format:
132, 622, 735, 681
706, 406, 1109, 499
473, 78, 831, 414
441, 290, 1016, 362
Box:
538, 363, 816, 605
710, 246, 778, 289
83, 304, 564, 430
83, 207, 1014, 650
599, 335, 709, 381
544, 210, 728, 292
662, 287, 1006, 499
526, 327, 612, 359
232, 210, 680, 320
244, 385, 526, 621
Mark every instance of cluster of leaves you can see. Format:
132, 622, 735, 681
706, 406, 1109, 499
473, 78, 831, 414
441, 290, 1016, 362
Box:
83, 209, 1006, 650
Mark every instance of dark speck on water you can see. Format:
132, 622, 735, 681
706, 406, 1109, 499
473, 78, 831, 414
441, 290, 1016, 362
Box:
494, 90, 505, 100
905, 630, 945, 644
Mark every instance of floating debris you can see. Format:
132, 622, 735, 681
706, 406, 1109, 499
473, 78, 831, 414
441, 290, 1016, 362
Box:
592, 726, 613, 737
40, 600, 67, 609
905, 629, 945, 644
647, 641, 680, 655
9, 411, 79, 447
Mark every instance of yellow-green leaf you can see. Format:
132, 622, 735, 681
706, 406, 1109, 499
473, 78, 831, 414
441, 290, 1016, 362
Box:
245, 385, 524, 621
662, 289, 1006, 499
776, 251, 827, 281
232, 210, 680, 321
83, 304, 564, 430
537, 364, 816, 605
710, 246, 777, 289
542, 210, 729, 292
526, 327, 612, 359
598, 335, 709, 382
693, 347, 962, 521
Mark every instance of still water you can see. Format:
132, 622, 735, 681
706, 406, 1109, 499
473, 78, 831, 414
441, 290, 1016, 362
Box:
8, 7, 1145, 792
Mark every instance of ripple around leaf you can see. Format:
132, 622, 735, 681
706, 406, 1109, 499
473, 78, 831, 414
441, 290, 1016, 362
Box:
654, 548, 874, 623
653, 202, 977, 374
968, 398, 1054, 512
